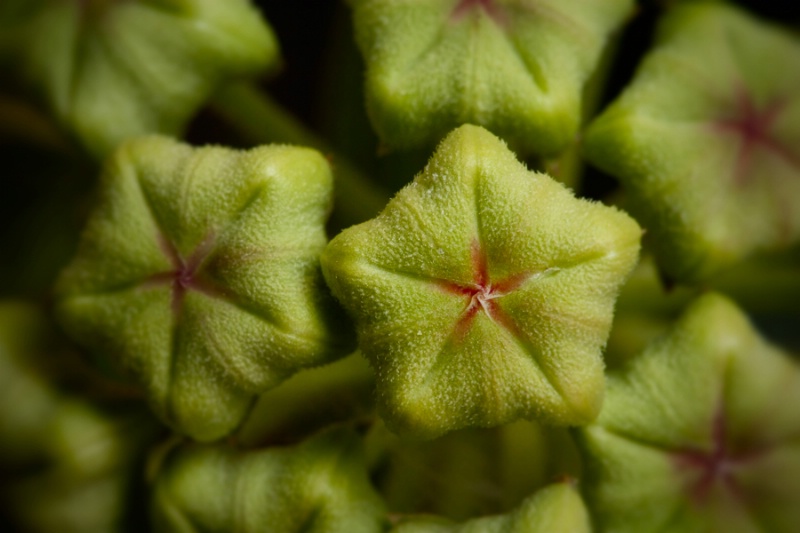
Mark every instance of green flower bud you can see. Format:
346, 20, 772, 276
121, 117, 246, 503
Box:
56, 137, 353, 441
583, 3, 800, 283
349, 0, 634, 155
322, 124, 641, 439
21, 0, 279, 157
389, 482, 591, 533
578, 292, 800, 532
151, 427, 386, 533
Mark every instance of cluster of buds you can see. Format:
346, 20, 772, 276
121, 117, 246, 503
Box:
1, 1, 799, 532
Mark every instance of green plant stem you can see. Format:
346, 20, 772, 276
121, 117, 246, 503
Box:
210, 82, 391, 230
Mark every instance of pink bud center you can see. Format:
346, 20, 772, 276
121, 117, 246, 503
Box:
147, 234, 224, 315
438, 240, 534, 341
451, 0, 507, 25
715, 90, 798, 183
672, 409, 764, 504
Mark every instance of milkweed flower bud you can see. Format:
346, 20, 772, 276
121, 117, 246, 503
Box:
322, 125, 641, 439
151, 428, 386, 533
21, 0, 279, 157
56, 137, 353, 441
583, 3, 800, 283
578, 292, 800, 532
349, 0, 634, 155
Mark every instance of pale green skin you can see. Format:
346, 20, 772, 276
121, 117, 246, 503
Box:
22, 0, 278, 157
349, 0, 633, 155
56, 137, 352, 442
583, 3, 800, 283
390, 482, 591, 533
322, 125, 641, 439
578, 293, 800, 532
151, 428, 387, 533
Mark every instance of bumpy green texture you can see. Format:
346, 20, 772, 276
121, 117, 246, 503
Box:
349, 0, 633, 155
151, 427, 386, 533
578, 293, 800, 532
56, 137, 351, 442
390, 482, 590, 533
322, 125, 641, 439
583, 3, 800, 283
21, 0, 278, 156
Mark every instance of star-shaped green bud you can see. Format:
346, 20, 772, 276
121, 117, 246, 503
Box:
349, 0, 634, 155
151, 428, 386, 533
56, 137, 352, 442
583, 3, 800, 283
21, 0, 278, 157
389, 482, 590, 533
578, 292, 800, 532
322, 125, 641, 439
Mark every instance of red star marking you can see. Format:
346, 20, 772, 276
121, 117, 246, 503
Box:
437, 240, 532, 341
451, 0, 507, 25
147, 234, 225, 314
715, 90, 799, 183
672, 409, 764, 504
